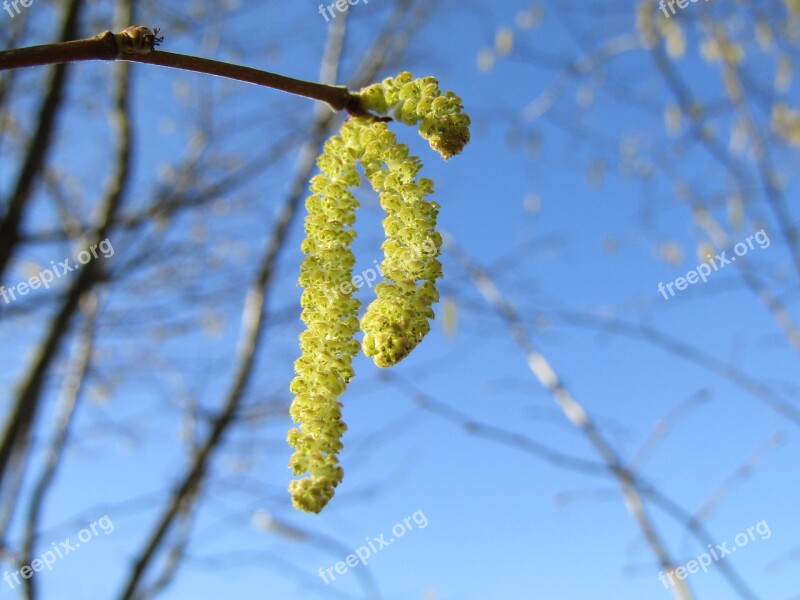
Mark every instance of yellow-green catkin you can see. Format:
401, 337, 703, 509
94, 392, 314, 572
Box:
358, 71, 471, 160
356, 72, 469, 366
358, 121, 443, 367
288, 73, 470, 513
288, 121, 365, 513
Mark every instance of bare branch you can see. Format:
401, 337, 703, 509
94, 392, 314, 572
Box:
446, 233, 695, 600
0, 13, 132, 538
0, 27, 376, 118
0, 0, 84, 292
20, 293, 99, 600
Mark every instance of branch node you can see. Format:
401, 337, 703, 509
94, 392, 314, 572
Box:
344, 92, 392, 122
114, 26, 164, 57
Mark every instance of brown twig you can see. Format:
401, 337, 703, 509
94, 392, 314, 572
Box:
131, 51, 364, 115
0, 26, 373, 117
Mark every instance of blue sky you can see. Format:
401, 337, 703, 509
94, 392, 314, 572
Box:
1, 1, 798, 599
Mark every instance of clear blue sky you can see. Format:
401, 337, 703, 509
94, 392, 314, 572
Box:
1, 1, 798, 599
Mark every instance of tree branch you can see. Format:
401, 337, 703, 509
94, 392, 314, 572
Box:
0, 0, 83, 298
0, 16, 132, 539
0, 26, 373, 116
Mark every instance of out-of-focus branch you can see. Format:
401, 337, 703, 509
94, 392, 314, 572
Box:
641, 16, 800, 354
0, 11, 132, 540
388, 377, 609, 475
20, 293, 99, 600
690, 199, 800, 352
550, 310, 800, 426
251, 511, 383, 599
136, 512, 193, 600
690, 433, 784, 526
522, 34, 639, 122
0, 0, 83, 291
446, 233, 762, 600
703, 20, 800, 281
0, 11, 30, 152
629, 388, 712, 470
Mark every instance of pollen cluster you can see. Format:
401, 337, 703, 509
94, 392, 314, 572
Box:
359, 71, 471, 160
288, 73, 469, 513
